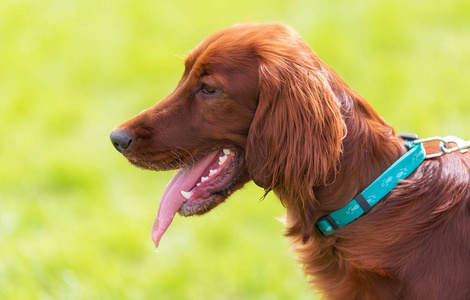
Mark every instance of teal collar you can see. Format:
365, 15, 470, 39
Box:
316, 137, 426, 236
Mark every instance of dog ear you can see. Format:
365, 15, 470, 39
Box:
246, 48, 346, 241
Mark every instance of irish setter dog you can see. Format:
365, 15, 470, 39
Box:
110, 23, 470, 299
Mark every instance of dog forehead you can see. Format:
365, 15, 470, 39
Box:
181, 23, 305, 81
186, 35, 251, 67
193, 38, 275, 80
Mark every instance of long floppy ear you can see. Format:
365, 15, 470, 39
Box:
246, 41, 346, 239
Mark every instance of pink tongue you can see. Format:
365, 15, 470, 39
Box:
151, 150, 220, 248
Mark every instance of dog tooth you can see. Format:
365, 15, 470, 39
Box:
223, 149, 231, 155
218, 155, 227, 165
209, 169, 218, 176
201, 176, 209, 182
180, 190, 193, 200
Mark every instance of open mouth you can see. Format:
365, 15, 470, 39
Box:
152, 148, 243, 248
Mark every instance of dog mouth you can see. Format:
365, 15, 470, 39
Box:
152, 147, 243, 248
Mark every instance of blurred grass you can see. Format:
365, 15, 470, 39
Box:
0, 0, 469, 299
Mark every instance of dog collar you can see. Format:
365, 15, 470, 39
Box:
316, 135, 426, 236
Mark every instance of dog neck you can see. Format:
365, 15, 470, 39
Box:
281, 67, 406, 241
318, 88, 406, 212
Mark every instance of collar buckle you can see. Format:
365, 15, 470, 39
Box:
316, 215, 339, 235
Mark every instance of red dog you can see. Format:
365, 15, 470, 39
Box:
111, 23, 470, 299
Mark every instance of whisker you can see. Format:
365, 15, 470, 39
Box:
173, 146, 195, 165
169, 52, 186, 61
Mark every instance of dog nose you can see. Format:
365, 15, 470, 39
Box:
110, 130, 133, 153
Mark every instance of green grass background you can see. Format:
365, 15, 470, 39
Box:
1, 0, 469, 299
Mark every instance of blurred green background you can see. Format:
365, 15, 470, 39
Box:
1, 0, 469, 299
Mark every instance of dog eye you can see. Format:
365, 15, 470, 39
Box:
201, 84, 219, 95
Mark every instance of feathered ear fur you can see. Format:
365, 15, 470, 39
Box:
246, 33, 346, 240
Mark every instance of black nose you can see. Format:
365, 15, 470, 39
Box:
110, 130, 133, 153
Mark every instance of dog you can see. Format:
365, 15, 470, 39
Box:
110, 23, 470, 299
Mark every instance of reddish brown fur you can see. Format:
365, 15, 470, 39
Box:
112, 23, 470, 299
